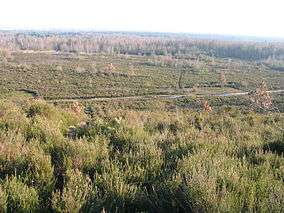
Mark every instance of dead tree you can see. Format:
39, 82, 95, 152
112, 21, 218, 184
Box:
178, 70, 185, 90
219, 71, 226, 87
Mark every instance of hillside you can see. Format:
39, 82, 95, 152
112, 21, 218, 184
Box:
0, 96, 283, 212
0, 31, 284, 212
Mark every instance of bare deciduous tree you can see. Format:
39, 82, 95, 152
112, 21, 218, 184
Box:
71, 102, 83, 114
202, 100, 213, 112
250, 81, 272, 110
105, 63, 116, 72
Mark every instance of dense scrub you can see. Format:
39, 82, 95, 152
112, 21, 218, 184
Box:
0, 96, 283, 212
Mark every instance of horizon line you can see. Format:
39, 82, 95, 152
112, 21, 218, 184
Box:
1, 27, 284, 41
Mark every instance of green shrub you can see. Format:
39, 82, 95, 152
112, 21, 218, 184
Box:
0, 96, 284, 211
0, 133, 54, 209
0, 185, 7, 213
0, 101, 29, 132
4, 176, 39, 212
52, 169, 92, 212
92, 162, 140, 212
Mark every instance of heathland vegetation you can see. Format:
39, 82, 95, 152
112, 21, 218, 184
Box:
0, 96, 283, 212
0, 31, 283, 212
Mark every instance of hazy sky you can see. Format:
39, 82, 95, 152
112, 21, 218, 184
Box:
1, 0, 283, 37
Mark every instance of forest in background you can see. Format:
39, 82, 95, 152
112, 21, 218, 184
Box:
0, 31, 284, 61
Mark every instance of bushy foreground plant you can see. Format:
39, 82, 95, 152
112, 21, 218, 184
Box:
0, 96, 283, 212
3, 176, 39, 212
52, 169, 92, 212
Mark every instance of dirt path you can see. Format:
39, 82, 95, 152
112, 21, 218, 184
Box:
45, 89, 284, 103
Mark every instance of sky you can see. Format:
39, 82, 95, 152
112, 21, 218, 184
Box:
0, 0, 283, 38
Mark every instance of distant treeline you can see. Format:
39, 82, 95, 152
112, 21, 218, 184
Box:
0, 31, 284, 60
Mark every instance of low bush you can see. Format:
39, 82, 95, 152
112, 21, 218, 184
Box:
3, 176, 39, 212
0, 96, 283, 212
52, 169, 92, 212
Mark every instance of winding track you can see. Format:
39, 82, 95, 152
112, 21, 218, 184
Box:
45, 89, 284, 103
